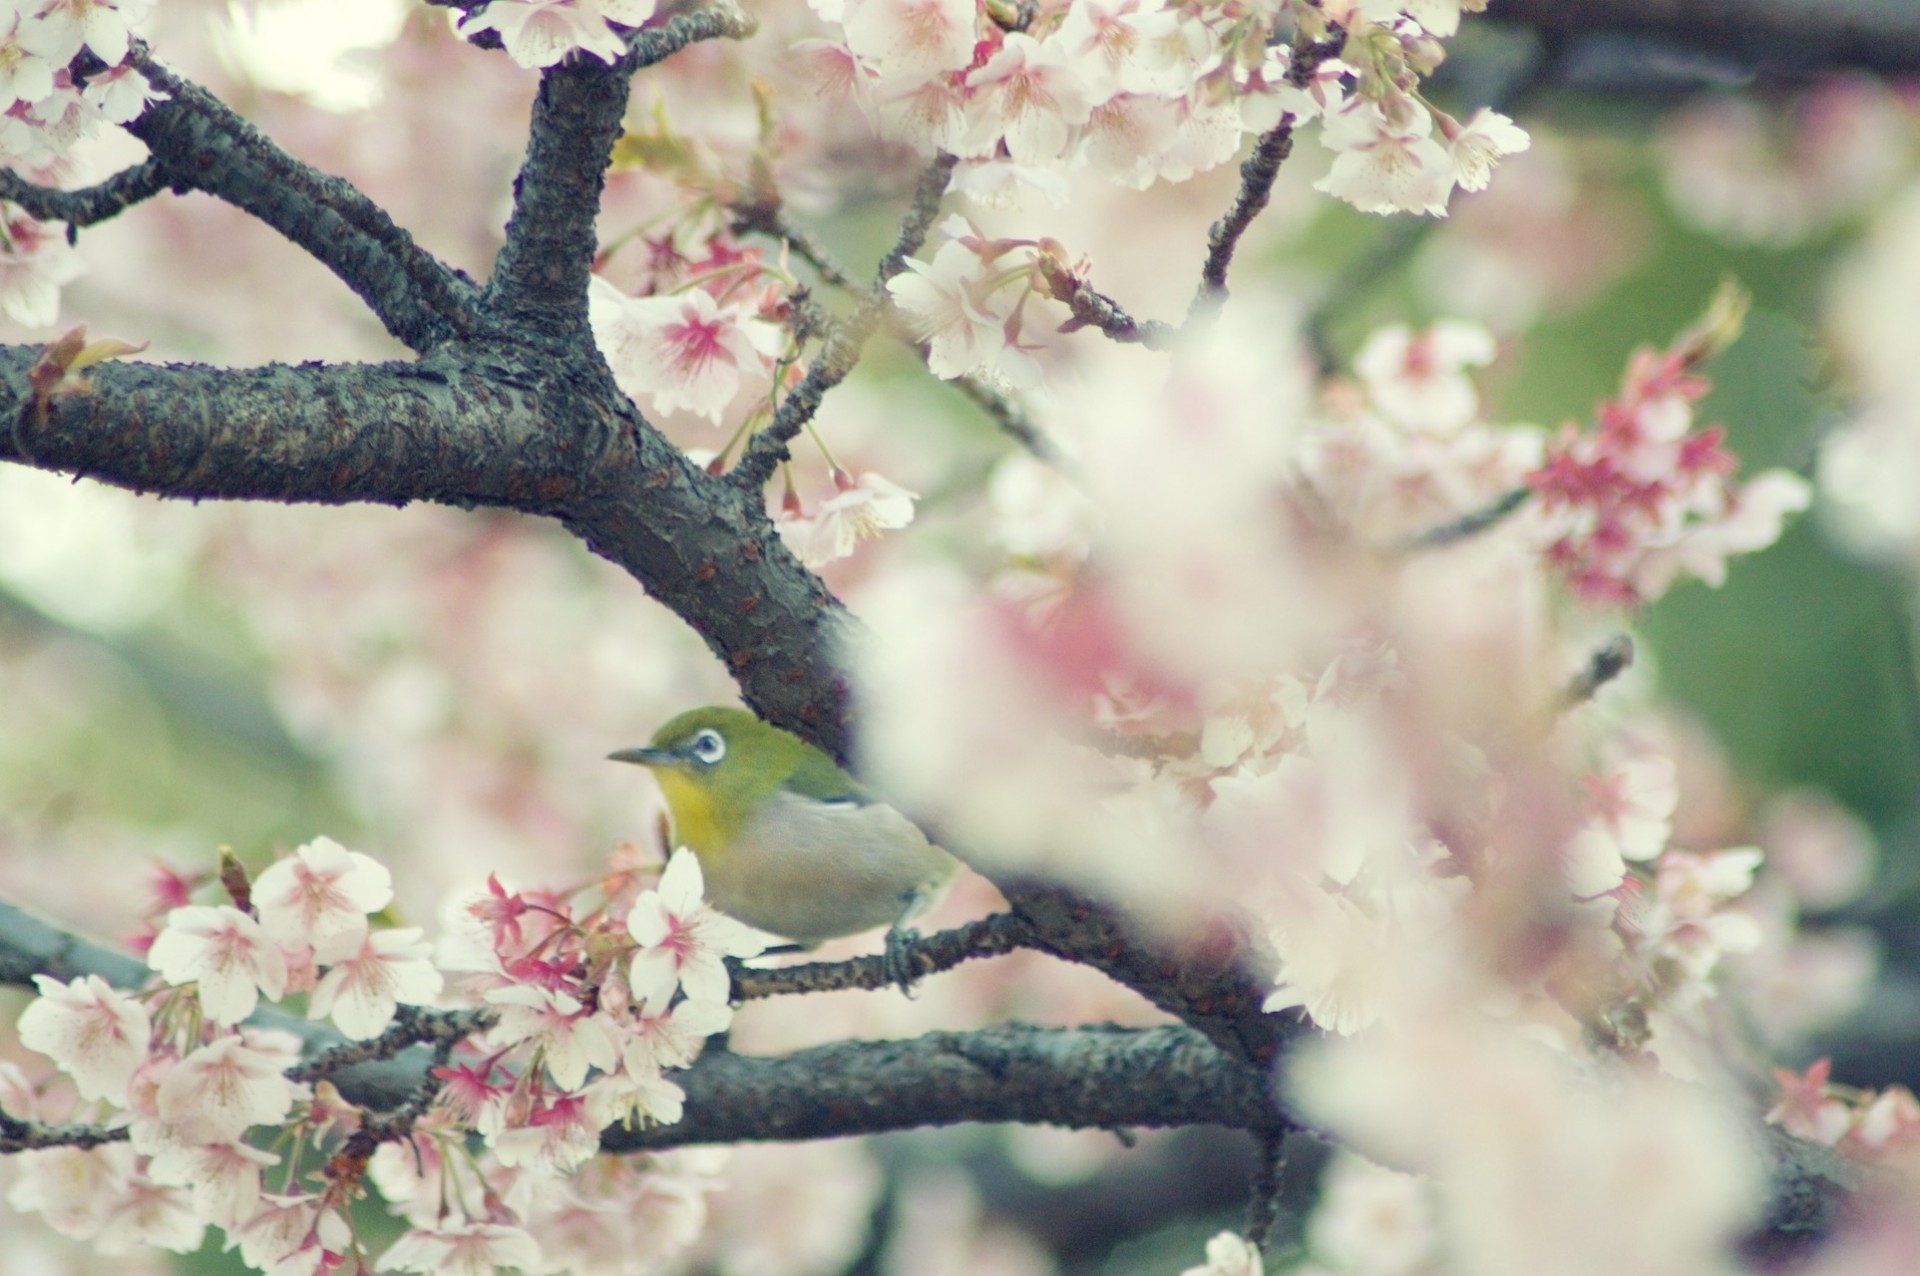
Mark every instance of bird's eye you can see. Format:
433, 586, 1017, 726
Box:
689, 729, 726, 765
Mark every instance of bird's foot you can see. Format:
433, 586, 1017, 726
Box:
883, 925, 926, 997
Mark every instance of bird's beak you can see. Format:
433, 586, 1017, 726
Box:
608, 745, 676, 768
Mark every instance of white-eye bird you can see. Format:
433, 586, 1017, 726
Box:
609, 707, 961, 975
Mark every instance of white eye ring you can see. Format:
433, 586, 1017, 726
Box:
690, 729, 726, 765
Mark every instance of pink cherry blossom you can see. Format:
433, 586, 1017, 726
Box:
1353, 320, 1496, 432
0, 203, 84, 328
484, 984, 618, 1090
627, 848, 768, 1007
147, 904, 289, 1026
963, 32, 1093, 167
16, 973, 150, 1104
590, 279, 781, 423
253, 835, 393, 951
841, 0, 976, 78
309, 926, 444, 1040
778, 469, 919, 568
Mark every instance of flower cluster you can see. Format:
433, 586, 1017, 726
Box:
794, 0, 1523, 210
1769, 1059, 1920, 1170
0, 0, 161, 326
4, 838, 761, 1274
885, 213, 1052, 386
1524, 295, 1810, 604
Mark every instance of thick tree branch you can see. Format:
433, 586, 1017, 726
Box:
482, 8, 756, 328
0, 346, 858, 752
124, 51, 479, 352
600, 1023, 1275, 1151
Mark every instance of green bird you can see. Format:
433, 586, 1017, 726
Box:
609, 707, 961, 976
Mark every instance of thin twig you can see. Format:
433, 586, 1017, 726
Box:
1400, 486, 1533, 551
730, 153, 958, 489
1037, 255, 1180, 349
286, 1006, 494, 1087
0, 1110, 129, 1154
1556, 633, 1635, 710
950, 374, 1064, 465
0, 159, 173, 237
733, 911, 1039, 999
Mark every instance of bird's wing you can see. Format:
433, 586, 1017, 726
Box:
780, 751, 873, 808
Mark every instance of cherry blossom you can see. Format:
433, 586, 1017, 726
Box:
840, 0, 976, 78
18, 0, 152, 67
0, 204, 84, 328
777, 469, 919, 567
1316, 98, 1455, 217
253, 835, 393, 951
1441, 105, 1531, 191
1181, 1231, 1262, 1276
457, 0, 656, 70
146, 904, 290, 1026
887, 225, 1043, 385
627, 848, 769, 1007
16, 972, 150, 1104
379, 1222, 543, 1276
153, 1033, 296, 1144
1352, 319, 1496, 432
484, 984, 618, 1091
962, 32, 1093, 167
589, 278, 782, 423
308, 926, 443, 1039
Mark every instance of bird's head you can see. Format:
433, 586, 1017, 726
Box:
608, 707, 824, 851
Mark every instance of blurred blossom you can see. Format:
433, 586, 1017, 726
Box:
1822, 177, 1920, 563
702, 1142, 884, 1276
1658, 78, 1913, 248
0, 467, 195, 630
882, 1166, 1056, 1276
1292, 1004, 1763, 1276
1303, 1152, 1436, 1276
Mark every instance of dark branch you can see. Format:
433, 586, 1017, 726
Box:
126, 50, 479, 352
1038, 256, 1179, 350
600, 1023, 1276, 1151
1489, 0, 1920, 79
1401, 486, 1533, 550
483, 8, 756, 329
1191, 119, 1298, 319
0, 348, 857, 752
0, 158, 173, 233
733, 912, 1039, 999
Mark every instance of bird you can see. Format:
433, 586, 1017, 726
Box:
609, 706, 961, 987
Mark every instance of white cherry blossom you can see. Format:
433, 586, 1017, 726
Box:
458, 0, 656, 69
627, 848, 769, 1007
17, 973, 150, 1104
253, 835, 393, 951
589, 278, 781, 423
309, 926, 443, 1040
380, 1223, 543, 1276
1316, 98, 1454, 217
155, 1033, 295, 1144
147, 904, 289, 1026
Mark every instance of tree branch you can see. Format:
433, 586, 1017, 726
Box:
482, 7, 757, 329
729, 152, 958, 491
125, 51, 479, 352
600, 1022, 1275, 1151
0, 347, 858, 752
0, 158, 173, 234
1488, 0, 1920, 79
